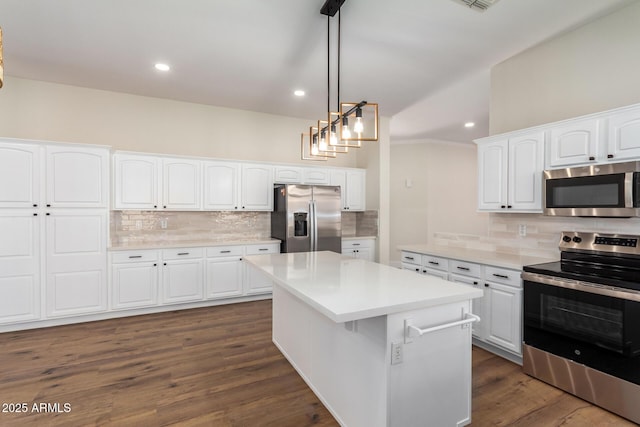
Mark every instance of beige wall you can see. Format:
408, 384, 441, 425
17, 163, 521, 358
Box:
389, 141, 489, 263
0, 76, 360, 166
490, 1, 640, 135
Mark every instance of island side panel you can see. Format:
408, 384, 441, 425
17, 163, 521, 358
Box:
272, 283, 388, 427
386, 300, 474, 427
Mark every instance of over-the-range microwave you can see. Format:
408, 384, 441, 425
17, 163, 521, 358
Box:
544, 161, 640, 217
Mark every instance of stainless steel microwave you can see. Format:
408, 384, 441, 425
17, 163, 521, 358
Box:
544, 161, 640, 217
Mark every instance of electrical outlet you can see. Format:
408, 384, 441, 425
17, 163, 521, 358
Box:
518, 224, 527, 237
135, 220, 142, 230
391, 342, 403, 365
160, 219, 168, 229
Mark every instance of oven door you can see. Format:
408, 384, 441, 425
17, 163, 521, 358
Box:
523, 273, 640, 385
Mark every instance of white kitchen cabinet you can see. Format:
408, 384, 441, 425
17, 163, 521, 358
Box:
0, 212, 40, 324
274, 166, 303, 184
483, 281, 522, 355
607, 106, 640, 161
546, 118, 600, 168
111, 250, 159, 310
205, 245, 244, 299
342, 238, 376, 262
113, 153, 201, 210
46, 145, 109, 208
203, 161, 273, 211
45, 210, 108, 317
162, 158, 201, 210
240, 164, 274, 211
303, 168, 330, 185
476, 131, 544, 212
330, 169, 366, 211
244, 243, 279, 294
161, 248, 204, 304
0, 141, 40, 208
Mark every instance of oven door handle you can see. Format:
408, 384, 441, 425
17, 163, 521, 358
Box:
625, 172, 634, 208
522, 271, 640, 303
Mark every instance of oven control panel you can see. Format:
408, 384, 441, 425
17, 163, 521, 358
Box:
560, 231, 640, 255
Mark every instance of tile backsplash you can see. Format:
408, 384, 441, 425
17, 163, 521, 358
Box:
433, 213, 640, 259
111, 209, 379, 246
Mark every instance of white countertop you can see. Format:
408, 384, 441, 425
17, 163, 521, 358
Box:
244, 251, 483, 323
109, 238, 281, 251
398, 244, 558, 270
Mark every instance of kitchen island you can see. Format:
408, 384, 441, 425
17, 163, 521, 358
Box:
243, 251, 483, 427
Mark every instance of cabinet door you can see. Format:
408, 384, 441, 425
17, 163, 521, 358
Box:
113, 154, 160, 210
607, 108, 640, 161
484, 282, 522, 355
448, 274, 484, 339
162, 158, 201, 210
112, 262, 159, 310
46, 145, 109, 208
274, 166, 303, 184
162, 259, 204, 304
330, 170, 347, 210
303, 168, 330, 185
477, 140, 508, 211
508, 132, 544, 211
206, 257, 243, 299
345, 170, 366, 211
0, 142, 40, 208
203, 161, 240, 210
0, 212, 40, 323
45, 211, 108, 317
245, 263, 273, 294
547, 119, 600, 168
240, 164, 273, 211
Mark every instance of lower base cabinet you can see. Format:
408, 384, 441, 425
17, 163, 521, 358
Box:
342, 238, 376, 262
402, 250, 523, 357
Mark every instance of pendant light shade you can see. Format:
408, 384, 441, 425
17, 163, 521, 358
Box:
300, 0, 379, 161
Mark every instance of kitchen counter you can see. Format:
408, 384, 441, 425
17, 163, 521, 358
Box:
244, 250, 481, 323
398, 243, 557, 270
244, 251, 481, 426
109, 238, 281, 251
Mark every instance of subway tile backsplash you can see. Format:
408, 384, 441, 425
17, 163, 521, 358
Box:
433, 213, 640, 259
111, 209, 379, 247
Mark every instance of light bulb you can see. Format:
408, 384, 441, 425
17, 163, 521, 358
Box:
342, 116, 351, 139
354, 107, 364, 134
330, 124, 338, 146
312, 134, 319, 155
319, 130, 327, 151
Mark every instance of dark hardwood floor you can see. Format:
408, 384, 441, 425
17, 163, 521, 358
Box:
0, 300, 634, 426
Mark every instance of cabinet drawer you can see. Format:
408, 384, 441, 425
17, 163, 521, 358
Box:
162, 247, 204, 260
422, 255, 448, 272
206, 245, 243, 258
245, 244, 279, 255
342, 239, 373, 249
449, 260, 481, 278
111, 250, 158, 264
402, 263, 422, 273
484, 265, 521, 288
401, 252, 421, 266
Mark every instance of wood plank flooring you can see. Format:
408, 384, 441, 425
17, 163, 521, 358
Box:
0, 300, 635, 426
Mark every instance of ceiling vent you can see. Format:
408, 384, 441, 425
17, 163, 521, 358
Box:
450, 0, 501, 12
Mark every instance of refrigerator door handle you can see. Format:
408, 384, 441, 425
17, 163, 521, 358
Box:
311, 200, 318, 251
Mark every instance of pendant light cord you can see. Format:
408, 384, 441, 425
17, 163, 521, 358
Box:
337, 8, 341, 111
327, 14, 330, 117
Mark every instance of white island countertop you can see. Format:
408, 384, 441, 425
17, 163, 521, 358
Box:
244, 251, 482, 323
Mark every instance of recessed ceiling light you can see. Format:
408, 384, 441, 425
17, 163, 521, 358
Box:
464, 122, 475, 128
294, 90, 305, 97
155, 63, 170, 72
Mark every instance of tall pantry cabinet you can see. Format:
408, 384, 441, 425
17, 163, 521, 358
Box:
0, 139, 109, 324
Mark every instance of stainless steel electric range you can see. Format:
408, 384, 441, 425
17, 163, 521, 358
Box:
522, 231, 640, 424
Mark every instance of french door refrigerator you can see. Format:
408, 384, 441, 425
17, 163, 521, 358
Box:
271, 184, 342, 253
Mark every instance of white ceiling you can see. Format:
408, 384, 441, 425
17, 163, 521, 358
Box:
0, 0, 635, 143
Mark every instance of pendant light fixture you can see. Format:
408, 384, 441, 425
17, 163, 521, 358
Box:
301, 0, 378, 161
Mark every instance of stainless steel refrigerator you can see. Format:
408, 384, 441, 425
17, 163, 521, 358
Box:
271, 184, 342, 253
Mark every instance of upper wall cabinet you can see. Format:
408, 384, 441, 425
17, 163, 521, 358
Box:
476, 131, 544, 213
330, 169, 366, 211
274, 166, 330, 185
546, 118, 600, 169
203, 161, 273, 211
607, 107, 640, 161
545, 104, 640, 169
0, 140, 108, 209
113, 154, 201, 210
